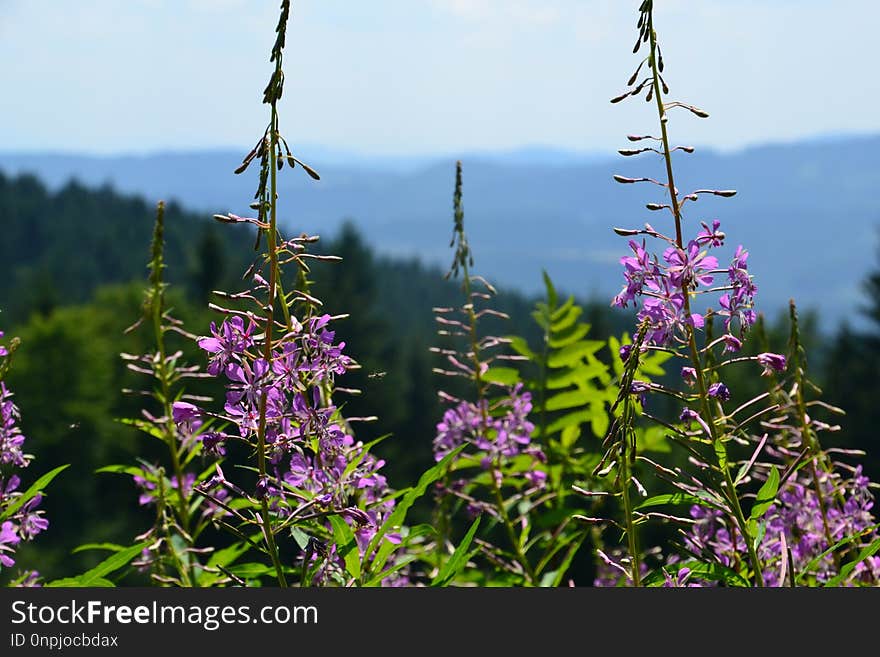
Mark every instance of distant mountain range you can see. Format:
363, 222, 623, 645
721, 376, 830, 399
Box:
3, 136, 879, 330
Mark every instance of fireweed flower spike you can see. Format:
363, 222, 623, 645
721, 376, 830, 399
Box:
597, 0, 783, 586
182, 2, 403, 587
432, 161, 546, 586
117, 202, 229, 585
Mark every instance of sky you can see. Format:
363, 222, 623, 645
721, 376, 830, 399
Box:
0, 0, 877, 157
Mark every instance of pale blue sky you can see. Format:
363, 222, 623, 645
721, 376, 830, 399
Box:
0, 0, 875, 156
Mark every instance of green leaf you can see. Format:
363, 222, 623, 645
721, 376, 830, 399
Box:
507, 336, 536, 360
0, 464, 69, 522
206, 541, 249, 568
643, 560, 749, 587
635, 426, 671, 453
550, 303, 582, 333
227, 562, 274, 579
796, 522, 880, 584
824, 536, 880, 587
431, 516, 481, 587
117, 417, 166, 441
95, 464, 144, 477
542, 270, 558, 310
545, 362, 607, 389
638, 350, 672, 375
366, 445, 465, 574
589, 407, 609, 439
290, 527, 311, 551
483, 367, 521, 386
549, 297, 575, 324
545, 409, 593, 436
548, 340, 604, 368
342, 434, 391, 482
548, 323, 591, 349
546, 388, 594, 412
71, 543, 126, 555
550, 533, 587, 587
329, 514, 361, 579
560, 424, 580, 448
47, 541, 149, 587
362, 555, 419, 587
635, 493, 703, 511
198, 542, 250, 586
749, 466, 780, 524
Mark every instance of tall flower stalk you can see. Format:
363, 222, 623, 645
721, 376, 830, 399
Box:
180, 1, 403, 588
602, 0, 789, 586
118, 201, 224, 586
432, 162, 546, 586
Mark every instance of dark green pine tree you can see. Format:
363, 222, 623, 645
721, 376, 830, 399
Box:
825, 232, 880, 479
189, 224, 227, 302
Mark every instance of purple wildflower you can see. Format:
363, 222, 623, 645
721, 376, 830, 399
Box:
680, 367, 697, 387
663, 240, 718, 290
0, 521, 20, 568
198, 316, 255, 376
695, 220, 725, 248
1, 383, 28, 467
612, 240, 659, 309
756, 353, 787, 376
433, 384, 544, 488
722, 334, 742, 353
707, 382, 731, 402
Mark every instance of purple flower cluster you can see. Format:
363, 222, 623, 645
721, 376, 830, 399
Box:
718, 246, 758, 337
189, 310, 401, 580
0, 366, 48, 571
682, 466, 880, 586
611, 222, 757, 349
434, 384, 546, 489
0, 383, 27, 469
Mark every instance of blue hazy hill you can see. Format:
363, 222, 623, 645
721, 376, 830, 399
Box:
2, 136, 878, 329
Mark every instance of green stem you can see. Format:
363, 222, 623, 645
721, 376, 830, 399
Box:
256, 102, 288, 588
454, 168, 534, 583
490, 461, 537, 585
618, 428, 641, 587
156, 471, 192, 586
151, 202, 199, 587
789, 305, 840, 569
646, 10, 763, 586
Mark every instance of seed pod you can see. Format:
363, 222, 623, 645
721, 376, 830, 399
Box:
611, 90, 631, 104
287, 157, 321, 181
627, 60, 645, 86
646, 203, 665, 211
